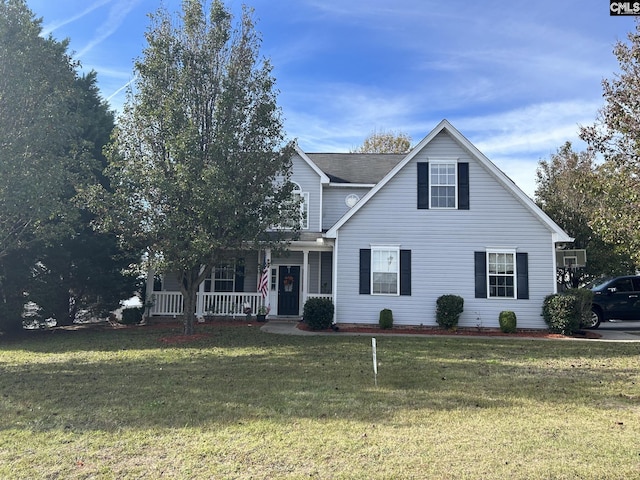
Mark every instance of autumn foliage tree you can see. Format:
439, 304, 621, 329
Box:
579, 19, 640, 265
351, 129, 412, 154
535, 142, 636, 288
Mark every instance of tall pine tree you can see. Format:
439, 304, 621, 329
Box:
0, 1, 138, 331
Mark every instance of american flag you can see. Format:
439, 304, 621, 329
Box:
258, 260, 269, 298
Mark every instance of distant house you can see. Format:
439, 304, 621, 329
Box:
149, 119, 572, 329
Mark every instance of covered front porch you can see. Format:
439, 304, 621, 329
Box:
148, 238, 334, 319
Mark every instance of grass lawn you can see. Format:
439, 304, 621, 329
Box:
1, 323, 639, 479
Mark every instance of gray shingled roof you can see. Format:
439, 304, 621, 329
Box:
306, 153, 405, 184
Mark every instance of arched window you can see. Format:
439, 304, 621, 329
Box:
291, 182, 309, 230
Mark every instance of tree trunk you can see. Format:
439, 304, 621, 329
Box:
182, 285, 197, 336
53, 290, 74, 327
178, 265, 211, 336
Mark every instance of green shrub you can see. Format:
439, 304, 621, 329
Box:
303, 298, 334, 330
120, 307, 143, 325
542, 293, 581, 335
566, 288, 595, 328
499, 311, 517, 333
379, 309, 393, 329
436, 294, 464, 330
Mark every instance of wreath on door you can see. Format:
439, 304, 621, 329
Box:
283, 275, 294, 292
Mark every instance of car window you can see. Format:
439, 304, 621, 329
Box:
612, 278, 634, 292
633, 278, 640, 292
585, 277, 613, 289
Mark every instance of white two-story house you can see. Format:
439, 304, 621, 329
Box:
150, 119, 572, 329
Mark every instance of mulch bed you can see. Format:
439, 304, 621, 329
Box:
149, 320, 602, 342
24, 319, 602, 342
296, 322, 602, 339
151, 319, 259, 344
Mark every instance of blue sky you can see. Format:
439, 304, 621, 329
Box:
27, 0, 636, 197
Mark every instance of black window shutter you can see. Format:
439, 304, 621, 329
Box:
235, 263, 245, 292
417, 162, 429, 209
458, 162, 469, 210
359, 249, 371, 294
474, 251, 487, 298
400, 250, 411, 296
516, 252, 529, 299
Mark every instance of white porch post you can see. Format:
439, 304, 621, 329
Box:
332, 235, 339, 323
262, 248, 272, 312
302, 249, 309, 310
144, 264, 155, 322
196, 266, 206, 318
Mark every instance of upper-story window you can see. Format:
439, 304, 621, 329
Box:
276, 182, 309, 230
430, 162, 457, 208
292, 183, 309, 229
417, 161, 469, 210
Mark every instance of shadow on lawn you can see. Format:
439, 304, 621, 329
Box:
1, 324, 639, 433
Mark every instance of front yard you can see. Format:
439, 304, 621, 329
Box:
0, 323, 639, 479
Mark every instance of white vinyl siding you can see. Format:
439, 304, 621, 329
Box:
331, 130, 558, 330
322, 186, 372, 230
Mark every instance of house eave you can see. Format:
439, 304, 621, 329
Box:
326, 182, 375, 188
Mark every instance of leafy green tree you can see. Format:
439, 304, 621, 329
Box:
0, 0, 88, 260
0, 0, 88, 332
535, 142, 635, 289
579, 19, 640, 265
0, 1, 138, 332
25, 73, 140, 327
92, 0, 298, 335
351, 129, 412, 154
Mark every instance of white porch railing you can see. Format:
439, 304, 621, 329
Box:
199, 293, 262, 317
306, 293, 333, 301
151, 292, 184, 316
150, 292, 263, 317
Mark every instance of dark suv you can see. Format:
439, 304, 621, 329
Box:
585, 275, 640, 329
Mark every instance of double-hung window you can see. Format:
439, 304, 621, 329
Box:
371, 247, 399, 295
214, 264, 235, 292
418, 160, 468, 210
360, 248, 411, 296
487, 250, 516, 298
204, 265, 234, 292
430, 162, 457, 208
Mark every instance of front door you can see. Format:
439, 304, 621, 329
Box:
278, 266, 300, 316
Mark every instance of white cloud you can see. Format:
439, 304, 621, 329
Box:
459, 100, 600, 154
76, 0, 142, 58
41, 0, 111, 36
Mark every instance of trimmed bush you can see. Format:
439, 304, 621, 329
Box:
303, 298, 334, 330
120, 307, 143, 325
566, 288, 595, 328
499, 311, 517, 333
379, 309, 393, 329
436, 294, 464, 330
542, 293, 581, 335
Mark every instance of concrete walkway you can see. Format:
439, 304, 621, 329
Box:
260, 320, 640, 342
